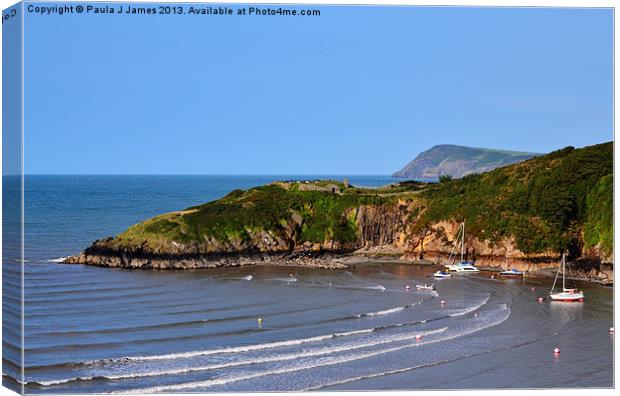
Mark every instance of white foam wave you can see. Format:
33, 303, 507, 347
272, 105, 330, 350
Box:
356, 300, 423, 318
271, 277, 297, 283
449, 295, 491, 317
87, 327, 375, 365
124, 307, 511, 394
112, 327, 450, 393
32, 327, 427, 387
47, 257, 68, 263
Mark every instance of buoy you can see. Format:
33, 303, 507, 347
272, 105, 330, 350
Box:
405, 285, 410, 290
289, 273, 293, 277
257, 318, 263, 325
531, 287, 536, 291
415, 334, 422, 340
609, 327, 615, 333
440, 300, 446, 305
490, 275, 495, 279
474, 313, 478, 317
553, 347, 560, 354
538, 297, 544, 302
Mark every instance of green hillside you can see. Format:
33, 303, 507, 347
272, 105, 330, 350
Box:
414, 142, 613, 255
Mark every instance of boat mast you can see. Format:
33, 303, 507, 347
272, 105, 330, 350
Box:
562, 253, 566, 291
460, 221, 465, 263
550, 255, 560, 294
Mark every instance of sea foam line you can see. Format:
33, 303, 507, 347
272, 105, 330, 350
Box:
29, 328, 448, 386
449, 294, 491, 317
47, 257, 69, 263
85, 328, 374, 365
355, 300, 424, 318
303, 319, 553, 391
123, 306, 510, 393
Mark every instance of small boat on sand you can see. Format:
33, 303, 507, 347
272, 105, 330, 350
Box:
433, 271, 452, 278
416, 283, 436, 291
500, 269, 524, 277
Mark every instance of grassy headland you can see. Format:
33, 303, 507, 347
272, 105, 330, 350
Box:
65, 142, 612, 276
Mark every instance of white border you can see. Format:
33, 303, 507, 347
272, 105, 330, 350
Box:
0, 1, 616, 396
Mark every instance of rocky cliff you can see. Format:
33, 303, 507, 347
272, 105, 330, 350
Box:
393, 144, 540, 179
65, 143, 613, 282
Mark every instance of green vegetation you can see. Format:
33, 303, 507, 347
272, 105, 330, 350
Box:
584, 174, 613, 254
117, 182, 402, 248
415, 142, 613, 255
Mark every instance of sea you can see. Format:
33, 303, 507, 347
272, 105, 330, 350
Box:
2, 175, 614, 393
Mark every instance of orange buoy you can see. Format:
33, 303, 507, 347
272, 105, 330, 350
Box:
553, 347, 560, 354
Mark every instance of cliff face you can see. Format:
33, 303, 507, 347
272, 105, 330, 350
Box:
64, 202, 612, 282
65, 142, 613, 281
64, 200, 416, 269
400, 219, 613, 284
393, 144, 540, 179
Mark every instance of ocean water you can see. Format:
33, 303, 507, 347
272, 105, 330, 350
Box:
2, 175, 614, 392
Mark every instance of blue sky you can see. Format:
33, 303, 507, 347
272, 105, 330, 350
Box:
23, 4, 613, 175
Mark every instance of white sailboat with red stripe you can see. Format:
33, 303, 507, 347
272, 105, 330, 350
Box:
549, 253, 584, 302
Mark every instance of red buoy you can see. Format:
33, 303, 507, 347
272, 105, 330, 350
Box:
553, 347, 560, 354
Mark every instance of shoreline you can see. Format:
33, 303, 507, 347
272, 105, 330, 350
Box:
62, 250, 613, 286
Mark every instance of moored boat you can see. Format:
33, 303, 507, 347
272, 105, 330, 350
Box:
500, 269, 524, 277
416, 283, 436, 291
549, 253, 584, 302
444, 221, 479, 273
433, 271, 452, 278
454, 262, 480, 273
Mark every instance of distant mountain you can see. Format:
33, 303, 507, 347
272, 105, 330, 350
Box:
393, 144, 541, 179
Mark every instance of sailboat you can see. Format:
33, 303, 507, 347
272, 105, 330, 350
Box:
444, 221, 479, 273
549, 253, 584, 302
